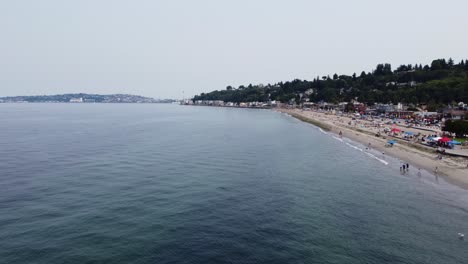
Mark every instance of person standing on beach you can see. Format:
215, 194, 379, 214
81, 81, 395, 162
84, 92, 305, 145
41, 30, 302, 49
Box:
339, 131, 342, 138
417, 168, 422, 177
406, 163, 409, 170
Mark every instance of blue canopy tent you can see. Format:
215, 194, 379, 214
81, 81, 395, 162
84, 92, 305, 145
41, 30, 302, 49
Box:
387, 140, 397, 145
404, 131, 414, 135
448, 140, 461, 145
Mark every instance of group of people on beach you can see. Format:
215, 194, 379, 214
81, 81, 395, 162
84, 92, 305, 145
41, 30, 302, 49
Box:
400, 163, 436, 177
402, 165, 426, 179
400, 163, 410, 173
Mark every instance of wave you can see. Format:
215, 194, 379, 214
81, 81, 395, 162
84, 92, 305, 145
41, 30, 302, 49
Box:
318, 128, 328, 135
345, 142, 363, 152
365, 152, 389, 165
344, 141, 388, 165
332, 136, 343, 142
284, 112, 388, 166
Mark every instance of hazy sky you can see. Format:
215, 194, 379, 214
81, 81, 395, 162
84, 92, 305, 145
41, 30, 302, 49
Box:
1, 0, 467, 99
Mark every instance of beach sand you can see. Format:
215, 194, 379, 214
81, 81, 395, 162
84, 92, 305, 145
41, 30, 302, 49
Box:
277, 108, 468, 189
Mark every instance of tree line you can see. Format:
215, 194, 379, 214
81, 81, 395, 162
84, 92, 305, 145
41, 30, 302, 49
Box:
193, 58, 468, 107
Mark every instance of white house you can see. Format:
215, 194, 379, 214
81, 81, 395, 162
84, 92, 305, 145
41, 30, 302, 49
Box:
69, 98, 83, 103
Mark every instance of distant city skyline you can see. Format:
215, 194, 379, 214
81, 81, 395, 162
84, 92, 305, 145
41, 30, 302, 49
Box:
1, 0, 467, 99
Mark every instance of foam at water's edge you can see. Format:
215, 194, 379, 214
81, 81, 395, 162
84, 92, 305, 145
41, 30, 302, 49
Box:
345, 142, 363, 152
284, 112, 388, 166
318, 128, 328, 135
343, 140, 388, 165
365, 152, 389, 165
332, 136, 343, 142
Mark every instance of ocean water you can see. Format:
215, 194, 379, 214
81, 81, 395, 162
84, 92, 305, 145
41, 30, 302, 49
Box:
1, 103, 467, 264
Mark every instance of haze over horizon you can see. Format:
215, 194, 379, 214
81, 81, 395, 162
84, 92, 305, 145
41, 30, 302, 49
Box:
1, 0, 467, 99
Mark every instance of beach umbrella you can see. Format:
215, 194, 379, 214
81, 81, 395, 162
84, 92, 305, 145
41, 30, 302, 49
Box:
391, 128, 401, 132
404, 131, 414, 135
438, 137, 451, 143
387, 140, 396, 145
448, 140, 461, 145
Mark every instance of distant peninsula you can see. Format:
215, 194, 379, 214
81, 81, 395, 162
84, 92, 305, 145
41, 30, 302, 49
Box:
0, 93, 176, 103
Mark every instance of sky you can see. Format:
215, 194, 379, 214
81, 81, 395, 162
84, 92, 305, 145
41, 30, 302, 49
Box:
0, 0, 467, 99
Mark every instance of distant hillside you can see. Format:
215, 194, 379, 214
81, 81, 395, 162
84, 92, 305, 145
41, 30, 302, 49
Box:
193, 58, 468, 108
0, 93, 175, 103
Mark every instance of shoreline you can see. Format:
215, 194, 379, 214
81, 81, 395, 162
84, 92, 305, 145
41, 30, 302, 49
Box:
276, 108, 468, 189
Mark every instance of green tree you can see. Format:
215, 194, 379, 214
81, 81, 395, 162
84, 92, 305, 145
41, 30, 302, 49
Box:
448, 58, 454, 68
444, 120, 468, 137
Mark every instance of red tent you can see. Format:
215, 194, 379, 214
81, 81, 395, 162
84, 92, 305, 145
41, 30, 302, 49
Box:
438, 137, 451, 143
391, 128, 401, 132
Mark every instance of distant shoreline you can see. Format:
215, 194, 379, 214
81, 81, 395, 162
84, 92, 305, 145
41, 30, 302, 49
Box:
0, 93, 176, 104
0, 102, 173, 104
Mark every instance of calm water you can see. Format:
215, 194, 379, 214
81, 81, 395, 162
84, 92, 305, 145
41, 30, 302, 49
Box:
1, 104, 467, 264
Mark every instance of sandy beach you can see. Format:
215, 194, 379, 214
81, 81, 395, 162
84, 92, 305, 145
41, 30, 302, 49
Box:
277, 108, 468, 188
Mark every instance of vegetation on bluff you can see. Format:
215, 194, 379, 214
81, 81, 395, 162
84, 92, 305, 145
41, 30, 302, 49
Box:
193, 58, 468, 108
444, 120, 468, 137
